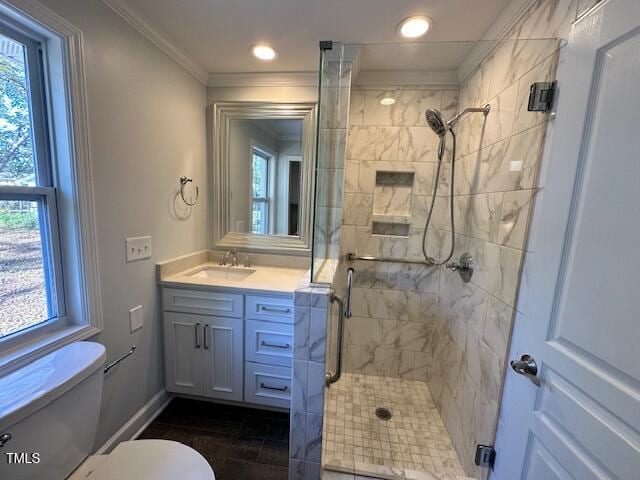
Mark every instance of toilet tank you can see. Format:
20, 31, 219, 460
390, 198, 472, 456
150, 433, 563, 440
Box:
0, 342, 106, 480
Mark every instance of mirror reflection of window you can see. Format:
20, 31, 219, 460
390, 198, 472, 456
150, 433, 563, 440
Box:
251, 148, 270, 235
227, 118, 304, 237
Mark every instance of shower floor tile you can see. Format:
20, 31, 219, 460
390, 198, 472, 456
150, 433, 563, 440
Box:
323, 373, 471, 480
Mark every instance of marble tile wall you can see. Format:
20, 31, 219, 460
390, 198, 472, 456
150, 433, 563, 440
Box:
290, 284, 332, 480
336, 86, 458, 380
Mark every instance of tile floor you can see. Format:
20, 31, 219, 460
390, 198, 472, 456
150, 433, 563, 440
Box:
138, 397, 289, 480
323, 374, 471, 480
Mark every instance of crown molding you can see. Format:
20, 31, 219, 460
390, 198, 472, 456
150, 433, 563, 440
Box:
101, 0, 208, 85
456, 0, 538, 83
207, 72, 318, 88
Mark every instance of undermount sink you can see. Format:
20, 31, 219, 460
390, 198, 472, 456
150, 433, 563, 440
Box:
188, 265, 256, 281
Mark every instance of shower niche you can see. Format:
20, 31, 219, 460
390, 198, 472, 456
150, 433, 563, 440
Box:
371, 170, 414, 236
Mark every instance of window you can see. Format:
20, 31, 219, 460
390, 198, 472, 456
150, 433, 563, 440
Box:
0, 25, 63, 339
251, 148, 270, 235
0, 3, 101, 371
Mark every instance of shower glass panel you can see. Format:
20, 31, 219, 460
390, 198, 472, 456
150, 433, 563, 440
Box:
316, 37, 560, 480
310, 43, 353, 285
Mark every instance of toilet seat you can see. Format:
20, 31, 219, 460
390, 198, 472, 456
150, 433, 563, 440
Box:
69, 440, 214, 480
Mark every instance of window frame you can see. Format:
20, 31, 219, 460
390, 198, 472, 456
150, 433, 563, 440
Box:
250, 146, 271, 235
0, 1, 102, 374
0, 21, 67, 339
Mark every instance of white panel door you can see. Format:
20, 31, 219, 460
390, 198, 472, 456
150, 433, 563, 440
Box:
202, 317, 244, 401
163, 312, 203, 396
493, 1, 640, 479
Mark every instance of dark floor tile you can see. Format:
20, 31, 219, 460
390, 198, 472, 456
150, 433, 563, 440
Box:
137, 422, 170, 439
143, 400, 289, 478
163, 426, 264, 463
256, 439, 289, 467
240, 418, 290, 442
229, 435, 264, 463
217, 459, 288, 480
245, 408, 289, 424
169, 398, 251, 422
155, 399, 246, 434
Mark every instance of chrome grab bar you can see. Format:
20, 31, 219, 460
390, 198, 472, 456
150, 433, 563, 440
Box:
347, 252, 434, 265
326, 267, 354, 386
325, 293, 344, 386
104, 345, 136, 374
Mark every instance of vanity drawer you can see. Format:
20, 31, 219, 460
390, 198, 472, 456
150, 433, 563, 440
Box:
162, 288, 243, 318
244, 362, 291, 409
245, 295, 293, 323
246, 320, 293, 367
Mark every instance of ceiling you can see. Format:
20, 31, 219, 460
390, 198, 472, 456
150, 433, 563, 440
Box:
254, 119, 302, 141
111, 0, 511, 76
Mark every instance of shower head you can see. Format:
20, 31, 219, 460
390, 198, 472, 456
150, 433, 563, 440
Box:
425, 104, 491, 134
425, 108, 448, 137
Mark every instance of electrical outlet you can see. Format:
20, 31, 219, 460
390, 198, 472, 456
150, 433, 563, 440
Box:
126, 236, 152, 262
129, 305, 143, 332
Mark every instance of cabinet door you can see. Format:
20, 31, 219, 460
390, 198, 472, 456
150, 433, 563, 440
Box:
163, 312, 203, 396
201, 317, 244, 401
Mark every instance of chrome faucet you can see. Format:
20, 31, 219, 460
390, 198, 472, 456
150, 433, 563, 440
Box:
219, 249, 239, 266
228, 248, 238, 267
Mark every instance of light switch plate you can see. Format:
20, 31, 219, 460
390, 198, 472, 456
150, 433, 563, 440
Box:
129, 305, 143, 332
126, 236, 152, 262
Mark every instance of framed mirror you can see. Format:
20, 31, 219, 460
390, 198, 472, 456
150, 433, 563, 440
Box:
210, 102, 316, 254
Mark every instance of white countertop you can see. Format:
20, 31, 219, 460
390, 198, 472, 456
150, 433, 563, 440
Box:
159, 262, 309, 295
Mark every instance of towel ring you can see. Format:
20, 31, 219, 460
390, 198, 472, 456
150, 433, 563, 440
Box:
179, 176, 199, 206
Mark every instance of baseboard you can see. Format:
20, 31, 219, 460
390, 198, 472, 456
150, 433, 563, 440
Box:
95, 389, 172, 455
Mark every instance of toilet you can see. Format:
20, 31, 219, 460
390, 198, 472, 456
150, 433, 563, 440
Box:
0, 342, 214, 480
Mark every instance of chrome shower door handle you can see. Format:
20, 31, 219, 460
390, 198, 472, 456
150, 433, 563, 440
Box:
345, 267, 354, 318
510, 354, 540, 386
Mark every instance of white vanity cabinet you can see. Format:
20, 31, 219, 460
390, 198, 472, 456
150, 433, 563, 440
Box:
163, 311, 244, 401
162, 286, 293, 409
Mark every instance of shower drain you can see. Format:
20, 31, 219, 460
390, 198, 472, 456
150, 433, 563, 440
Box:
375, 407, 392, 421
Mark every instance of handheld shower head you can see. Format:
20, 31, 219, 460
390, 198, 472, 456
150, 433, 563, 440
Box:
425, 108, 447, 137
425, 108, 448, 159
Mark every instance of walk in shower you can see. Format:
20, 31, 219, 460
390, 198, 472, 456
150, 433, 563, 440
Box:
309, 17, 561, 479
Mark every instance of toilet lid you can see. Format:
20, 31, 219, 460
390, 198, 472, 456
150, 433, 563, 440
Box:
84, 440, 214, 480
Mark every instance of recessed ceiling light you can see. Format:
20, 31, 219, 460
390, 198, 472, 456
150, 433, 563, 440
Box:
380, 97, 396, 105
397, 16, 432, 38
251, 44, 277, 61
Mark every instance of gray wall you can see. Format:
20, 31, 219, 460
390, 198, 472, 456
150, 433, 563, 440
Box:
42, 0, 208, 449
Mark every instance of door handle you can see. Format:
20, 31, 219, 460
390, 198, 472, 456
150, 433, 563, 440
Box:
510, 354, 540, 386
203, 325, 209, 349
194, 323, 201, 349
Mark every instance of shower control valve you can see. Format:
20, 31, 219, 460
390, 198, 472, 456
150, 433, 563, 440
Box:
445, 252, 474, 283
